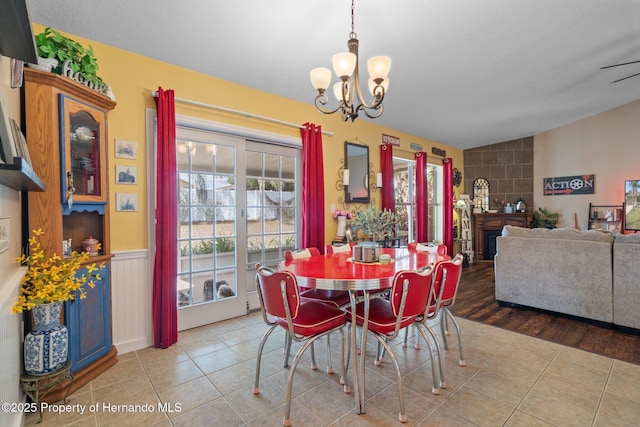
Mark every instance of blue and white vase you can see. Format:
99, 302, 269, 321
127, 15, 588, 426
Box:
24, 301, 68, 375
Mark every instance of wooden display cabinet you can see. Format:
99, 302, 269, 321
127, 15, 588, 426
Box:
23, 68, 116, 401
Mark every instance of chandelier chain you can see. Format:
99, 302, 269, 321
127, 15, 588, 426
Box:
350, 0, 356, 39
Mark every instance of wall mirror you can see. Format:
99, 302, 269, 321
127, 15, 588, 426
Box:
473, 178, 490, 212
345, 141, 370, 204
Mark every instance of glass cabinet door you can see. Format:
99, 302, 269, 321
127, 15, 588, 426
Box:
60, 94, 108, 206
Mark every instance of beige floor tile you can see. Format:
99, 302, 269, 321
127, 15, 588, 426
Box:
178, 334, 228, 359
146, 358, 204, 392
607, 360, 640, 402
330, 405, 399, 426
440, 385, 514, 426
518, 387, 596, 426
531, 370, 605, 411
136, 345, 190, 373
415, 405, 477, 427
553, 346, 614, 372
463, 370, 530, 407
208, 357, 265, 395
156, 376, 221, 415
546, 354, 611, 389
89, 357, 147, 391
170, 397, 244, 426
366, 380, 441, 424
23, 390, 94, 427
504, 410, 555, 426
597, 390, 640, 425
294, 380, 357, 425
191, 346, 242, 374
225, 379, 285, 421
246, 400, 324, 427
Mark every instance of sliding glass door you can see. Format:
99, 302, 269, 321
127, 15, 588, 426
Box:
173, 126, 300, 330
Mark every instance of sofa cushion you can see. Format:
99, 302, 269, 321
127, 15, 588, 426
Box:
502, 225, 614, 243
614, 233, 640, 244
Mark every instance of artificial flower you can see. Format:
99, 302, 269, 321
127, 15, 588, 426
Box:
13, 229, 104, 313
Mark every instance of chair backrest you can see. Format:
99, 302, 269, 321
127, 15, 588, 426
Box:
408, 242, 446, 255
429, 254, 464, 315
389, 266, 434, 320
284, 247, 320, 261
255, 266, 301, 321
325, 242, 354, 255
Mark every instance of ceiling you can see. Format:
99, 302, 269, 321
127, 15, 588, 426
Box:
27, 0, 640, 150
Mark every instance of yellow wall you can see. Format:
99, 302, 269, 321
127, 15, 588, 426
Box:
32, 25, 463, 250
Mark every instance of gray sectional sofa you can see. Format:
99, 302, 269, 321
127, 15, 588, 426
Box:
494, 225, 640, 330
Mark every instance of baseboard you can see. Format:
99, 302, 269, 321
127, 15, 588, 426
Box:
115, 336, 153, 354
496, 300, 615, 329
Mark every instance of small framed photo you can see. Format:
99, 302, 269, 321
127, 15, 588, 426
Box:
115, 165, 137, 184
115, 139, 137, 159
116, 193, 138, 212
10, 118, 30, 165
0, 216, 9, 255
0, 91, 18, 164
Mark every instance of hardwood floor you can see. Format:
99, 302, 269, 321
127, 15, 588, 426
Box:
451, 262, 640, 365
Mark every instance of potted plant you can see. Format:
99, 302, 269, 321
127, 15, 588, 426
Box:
14, 229, 104, 375
33, 27, 107, 90
349, 204, 398, 244
532, 207, 558, 229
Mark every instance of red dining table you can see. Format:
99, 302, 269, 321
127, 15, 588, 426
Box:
279, 247, 449, 414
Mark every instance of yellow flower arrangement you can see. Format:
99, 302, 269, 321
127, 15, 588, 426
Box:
13, 229, 105, 313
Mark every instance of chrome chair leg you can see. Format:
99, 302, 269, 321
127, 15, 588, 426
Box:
417, 326, 446, 396
283, 334, 292, 368
254, 325, 277, 394
326, 334, 334, 374
371, 333, 408, 423
443, 308, 465, 367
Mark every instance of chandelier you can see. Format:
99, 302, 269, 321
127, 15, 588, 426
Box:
310, 0, 391, 122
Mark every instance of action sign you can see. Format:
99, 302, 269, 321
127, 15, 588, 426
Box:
543, 174, 594, 195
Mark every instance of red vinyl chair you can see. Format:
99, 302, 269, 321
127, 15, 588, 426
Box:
253, 265, 349, 427
430, 254, 465, 368
407, 241, 448, 255
284, 247, 347, 373
325, 242, 355, 255
284, 247, 320, 261
396, 254, 465, 390
345, 265, 438, 423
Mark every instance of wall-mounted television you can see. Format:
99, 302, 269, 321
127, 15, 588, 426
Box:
624, 180, 640, 232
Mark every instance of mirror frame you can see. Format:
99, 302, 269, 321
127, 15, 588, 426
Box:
473, 177, 490, 212
345, 141, 370, 204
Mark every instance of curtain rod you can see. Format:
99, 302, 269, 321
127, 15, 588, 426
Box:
151, 91, 333, 137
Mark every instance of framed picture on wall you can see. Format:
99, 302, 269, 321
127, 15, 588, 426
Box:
114, 139, 137, 159
115, 165, 137, 184
116, 193, 138, 212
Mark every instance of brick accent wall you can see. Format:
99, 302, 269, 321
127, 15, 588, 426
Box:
463, 137, 533, 211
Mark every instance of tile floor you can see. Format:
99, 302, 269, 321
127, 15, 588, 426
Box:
24, 311, 640, 427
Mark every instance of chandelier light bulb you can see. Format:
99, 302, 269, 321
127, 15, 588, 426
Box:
332, 52, 357, 79
367, 56, 392, 81
310, 67, 332, 91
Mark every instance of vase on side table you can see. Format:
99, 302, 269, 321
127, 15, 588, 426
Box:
334, 215, 347, 243
24, 301, 68, 376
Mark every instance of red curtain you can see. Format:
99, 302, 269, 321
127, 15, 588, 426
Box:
380, 144, 395, 213
152, 87, 178, 349
300, 123, 325, 251
415, 152, 428, 242
443, 158, 454, 256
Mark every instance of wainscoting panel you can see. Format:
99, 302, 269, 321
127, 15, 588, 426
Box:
0, 268, 27, 427
111, 250, 153, 354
